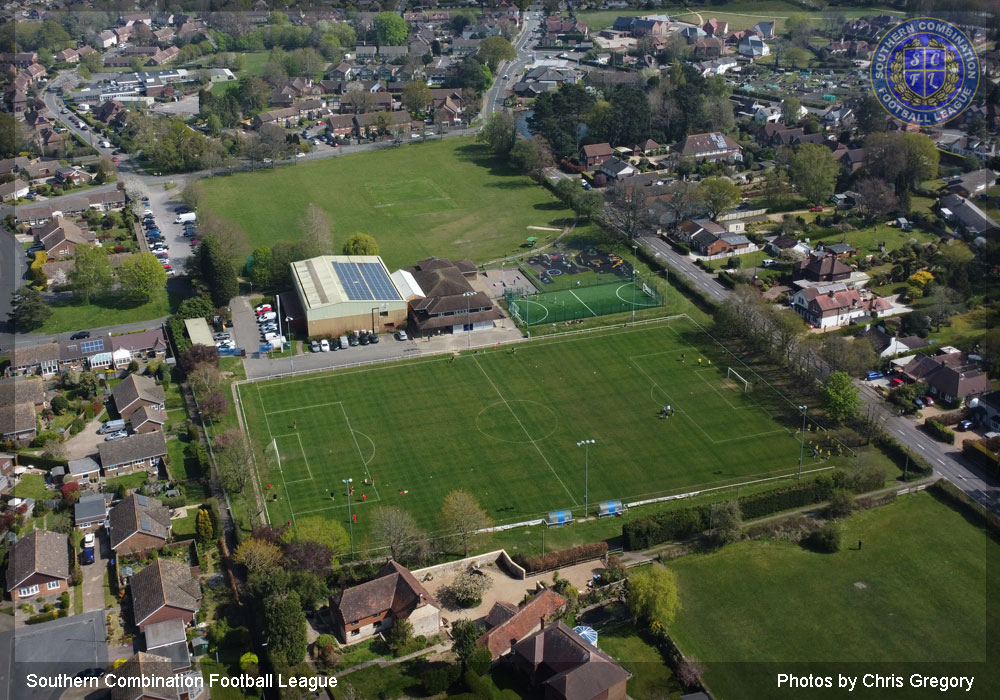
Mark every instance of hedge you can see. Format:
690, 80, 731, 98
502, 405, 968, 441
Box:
923, 418, 955, 444
962, 440, 1000, 472
874, 432, 934, 478
737, 477, 836, 520
26, 609, 66, 625
515, 542, 607, 573
928, 479, 1000, 540
15, 452, 68, 471
666, 238, 690, 255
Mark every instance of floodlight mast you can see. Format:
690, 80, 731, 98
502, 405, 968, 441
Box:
797, 405, 808, 479
577, 439, 595, 517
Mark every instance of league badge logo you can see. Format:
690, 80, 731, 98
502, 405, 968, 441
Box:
870, 18, 979, 126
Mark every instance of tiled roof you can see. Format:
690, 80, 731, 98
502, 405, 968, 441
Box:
130, 558, 201, 626
6, 529, 69, 591
112, 373, 166, 413
335, 560, 439, 623
478, 589, 565, 659
0, 403, 36, 437
98, 431, 168, 469
109, 494, 172, 550
0, 378, 45, 406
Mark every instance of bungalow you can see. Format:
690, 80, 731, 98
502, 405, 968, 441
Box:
478, 590, 566, 659
75, 492, 108, 529
129, 558, 202, 631
112, 652, 206, 700
11, 342, 61, 377
149, 46, 180, 66
939, 194, 1000, 238
120, 12, 152, 26
677, 132, 742, 162
112, 374, 166, 421
857, 326, 931, 359
512, 620, 631, 700
599, 157, 638, 181
900, 350, 992, 404
109, 494, 172, 555
793, 252, 852, 283
68, 457, 102, 482
0, 403, 36, 444
55, 167, 93, 186
5, 529, 70, 601
0, 378, 46, 410
331, 560, 441, 644
0, 179, 29, 202
766, 234, 811, 257
112, 328, 169, 362
98, 431, 168, 478
676, 218, 726, 245
817, 242, 857, 259
580, 143, 614, 170
946, 169, 997, 197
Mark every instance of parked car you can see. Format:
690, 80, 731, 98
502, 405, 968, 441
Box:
396, 330, 408, 341
214, 332, 230, 341
369, 332, 379, 344
958, 419, 974, 431
889, 377, 904, 388
80, 548, 94, 565
255, 304, 273, 313
70, 331, 91, 340
162, 263, 172, 271
809, 205, 824, 212
104, 430, 128, 441
865, 371, 883, 381
311, 340, 321, 353
914, 397, 925, 409
359, 332, 370, 346
348, 334, 360, 347
320, 339, 330, 352
83, 533, 95, 548
258, 312, 277, 322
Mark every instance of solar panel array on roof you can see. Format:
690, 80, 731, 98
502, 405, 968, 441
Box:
332, 261, 401, 301
712, 133, 727, 148
81, 339, 105, 354
136, 495, 147, 506
139, 518, 152, 533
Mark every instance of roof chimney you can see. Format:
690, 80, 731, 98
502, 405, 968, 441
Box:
828, 290, 835, 297
540, 617, 545, 630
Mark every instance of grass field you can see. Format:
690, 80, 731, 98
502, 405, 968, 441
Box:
199, 137, 574, 269
38, 288, 181, 335
13, 474, 51, 501
237, 316, 851, 547
508, 278, 664, 326
668, 492, 999, 699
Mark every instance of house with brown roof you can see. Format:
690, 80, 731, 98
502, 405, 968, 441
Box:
11, 342, 61, 376
0, 403, 37, 445
32, 216, 96, 260
331, 560, 441, 644
0, 178, 29, 202
131, 406, 167, 434
109, 494, 172, 554
580, 143, 613, 170
111, 651, 207, 700
130, 558, 202, 631
900, 350, 992, 404
0, 377, 46, 409
511, 620, 631, 700
478, 589, 566, 659
402, 257, 503, 336
98, 431, 168, 478
793, 252, 852, 283
112, 374, 166, 421
6, 529, 70, 601
677, 132, 742, 162
56, 48, 79, 63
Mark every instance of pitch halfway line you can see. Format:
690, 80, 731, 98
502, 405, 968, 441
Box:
567, 289, 598, 318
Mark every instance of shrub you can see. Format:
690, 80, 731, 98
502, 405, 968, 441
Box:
422, 664, 462, 695
467, 647, 492, 677
874, 433, 934, 478
71, 565, 82, 586
51, 395, 70, 415
803, 522, 840, 553
59, 592, 70, 609
26, 610, 61, 625
385, 618, 414, 656
825, 489, 854, 519
737, 477, 836, 519
517, 542, 608, 573
923, 418, 955, 444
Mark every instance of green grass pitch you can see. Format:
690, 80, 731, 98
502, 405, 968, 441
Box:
236, 317, 847, 543
508, 279, 663, 326
667, 492, 999, 699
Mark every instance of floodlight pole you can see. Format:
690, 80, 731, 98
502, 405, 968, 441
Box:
797, 405, 808, 480
464, 291, 475, 349
577, 439, 594, 518
343, 478, 354, 556
631, 245, 638, 326
286, 316, 294, 374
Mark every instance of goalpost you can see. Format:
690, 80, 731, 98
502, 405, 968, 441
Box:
727, 367, 752, 394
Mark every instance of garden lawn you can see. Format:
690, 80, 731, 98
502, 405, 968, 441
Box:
237, 316, 856, 550
38, 288, 180, 335
808, 222, 939, 256
13, 474, 52, 500
198, 137, 574, 269
105, 472, 148, 493
332, 659, 425, 700
171, 511, 198, 538
668, 492, 999, 699
597, 621, 683, 699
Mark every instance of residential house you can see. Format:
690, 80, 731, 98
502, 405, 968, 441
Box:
703, 18, 729, 37
857, 326, 931, 359
738, 35, 770, 58
680, 26, 707, 42
478, 590, 566, 659
939, 194, 1000, 238
11, 342, 61, 377
0, 403, 36, 444
68, 457, 102, 482
766, 234, 812, 257
947, 136, 998, 161
109, 494, 172, 555
599, 157, 638, 181
97, 30, 118, 48
580, 143, 614, 170
75, 492, 108, 529
149, 47, 180, 66
130, 558, 202, 631
142, 618, 192, 671
95, 100, 129, 126
545, 16, 588, 41
355, 45, 378, 63
0, 179, 29, 202
972, 391, 1000, 432
791, 283, 868, 329
946, 169, 997, 197
823, 107, 854, 128
112, 328, 169, 363
131, 406, 166, 434
112, 374, 166, 421
793, 252, 852, 283
633, 139, 660, 156
753, 105, 782, 124
55, 48, 79, 63
0, 454, 14, 495
331, 560, 441, 644
55, 167, 92, 186
752, 21, 775, 39
677, 132, 742, 162
330, 62, 353, 81
839, 148, 868, 173
98, 432, 168, 478
817, 242, 857, 259
32, 217, 95, 261
0, 378, 46, 410
5, 530, 70, 602
112, 651, 206, 700
514, 66, 580, 97
511, 621, 631, 700
900, 350, 992, 404
451, 39, 481, 57
120, 12, 152, 26
13, 52, 38, 68
613, 16, 669, 38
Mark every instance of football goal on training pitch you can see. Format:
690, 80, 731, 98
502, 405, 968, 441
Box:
727, 366, 752, 393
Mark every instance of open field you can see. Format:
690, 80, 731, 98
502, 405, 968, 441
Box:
37, 288, 180, 334
237, 316, 853, 547
668, 492, 999, 699
199, 137, 574, 269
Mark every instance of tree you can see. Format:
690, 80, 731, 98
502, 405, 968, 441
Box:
789, 143, 839, 206
375, 12, 408, 46
200, 391, 229, 421
9, 286, 51, 331
855, 94, 887, 134
385, 618, 414, 656
199, 236, 238, 307
477, 36, 516, 71
781, 97, 802, 126
822, 371, 861, 423
573, 190, 604, 221
626, 567, 680, 632
785, 47, 812, 70
865, 132, 939, 194
447, 569, 492, 607
343, 233, 379, 256
826, 489, 854, 519
821, 335, 876, 377
926, 285, 960, 331
263, 592, 307, 665
440, 490, 492, 556
853, 178, 898, 221
50, 395, 70, 415
217, 429, 260, 495
371, 506, 426, 563
189, 364, 224, 399
234, 538, 283, 574
709, 500, 742, 545
785, 14, 814, 46
196, 509, 215, 543
180, 345, 219, 375
118, 253, 167, 302
401, 81, 432, 115
61, 482, 81, 506
509, 137, 541, 175
283, 540, 334, 578
239, 652, 259, 672
604, 180, 649, 239
697, 177, 741, 220
450, 619, 479, 663
478, 112, 517, 156
298, 203, 334, 257
249, 246, 274, 289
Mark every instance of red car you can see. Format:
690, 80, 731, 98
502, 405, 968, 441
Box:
112, 157, 119, 162
922, 396, 935, 406
162, 263, 172, 270
809, 205, 824, 212
889, 377, 904, 388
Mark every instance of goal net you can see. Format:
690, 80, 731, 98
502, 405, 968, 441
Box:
727, 367, 752, 393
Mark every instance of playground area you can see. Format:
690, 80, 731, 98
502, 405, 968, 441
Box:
525, 249, 635, 285
506, 277, 663, 326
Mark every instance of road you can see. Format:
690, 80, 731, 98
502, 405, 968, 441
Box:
483, 11, 541, 117
635, 233, 1000, 513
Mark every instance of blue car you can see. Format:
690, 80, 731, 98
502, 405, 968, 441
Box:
147, 229, 160, 236
914, 397, 925, 409
865, 371, 884, 381
81, 547, 94, 565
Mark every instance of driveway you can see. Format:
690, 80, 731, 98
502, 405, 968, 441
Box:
81, 530, 108, 614
230, 296, 260, 352
8, 611, 107, 700
61, 416, 104, 462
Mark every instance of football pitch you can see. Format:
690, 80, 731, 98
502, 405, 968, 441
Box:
236, 317, 845, 544
508, 279, 664, 326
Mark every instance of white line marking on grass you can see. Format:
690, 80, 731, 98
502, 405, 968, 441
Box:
285, 478, 314, 485
568, 289, 597, 317
238, 384, 270, 526
272, 436, 296, 527
631, 360, 715, 445
472, 355, 578, 506
352, 430, 377, 465
266, 400, 343, 415
296, 432, 313, 480
711, 428, 788, 444
340, 405, 381, 502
